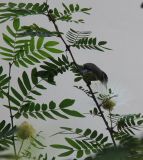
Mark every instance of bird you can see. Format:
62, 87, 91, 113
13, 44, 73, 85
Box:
75, 63, 108, 87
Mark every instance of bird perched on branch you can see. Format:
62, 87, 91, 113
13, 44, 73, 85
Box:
74, 63, 108, 87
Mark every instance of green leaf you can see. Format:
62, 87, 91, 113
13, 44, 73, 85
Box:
98, 41, 107, 46
0, 46, 13, 53
0, 77, 10, 86
32, 137, 46, 147
18, 3, 26, 8
0, 120, 5, 131
42, 104, 47, 110
84, 129, 91, 136
30, 37, 35, 52
38, 50, 52, 58
31, 68, 38, 85
0, 52, 14, 57
90, 130, 97, 139
76, 140, 88, 149
36, 112, 46, 120
69, 4, 74, 12
11, 87, 23, 101
137, 120, 143, 125
59, 99, 75, 108
8, 95, 20, 106
74, 77, 82, 82
22, 71, 31, 90
3, 34, 14, 48
62, 109, 85, 117
54, 8, 60, 17
27, 55, 40, 63
45, 47, 63, 53
60, 127, 72, 131
76, 150, 84, 158
37, 37, 44, 49
59, 150, 74, 157
14, 113, 21, 119
43, 111, 56, 120
31, 90, 41, 96
13, 18, 20, 31
49, 101, 56, 109
65, 138, 81, 149
96, 134, 103, 141
18, 78, 27, 96
62, 3, 70, 14
51, 144, 72, 150
75, 128, 83, 134
32, 51, 45, 60
100, 136, 108, 144
51, 110, 69, 119
45, 41, 59, 47
75, 4, 80, 11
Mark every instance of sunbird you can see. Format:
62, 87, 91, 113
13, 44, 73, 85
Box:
76, 63, 108, 87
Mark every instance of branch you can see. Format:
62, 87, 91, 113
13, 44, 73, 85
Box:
46, 12, 117, 148
7, 63, 17, 157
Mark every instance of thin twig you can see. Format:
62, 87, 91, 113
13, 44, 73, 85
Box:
18, 140, 24, 156
7, 62, 17, 156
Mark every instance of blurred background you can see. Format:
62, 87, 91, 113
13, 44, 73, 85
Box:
0, 0, 143, 159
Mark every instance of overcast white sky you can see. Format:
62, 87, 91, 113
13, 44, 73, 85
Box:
1, 0, 143, 159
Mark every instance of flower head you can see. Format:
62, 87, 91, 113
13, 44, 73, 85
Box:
17, 121, 35, 140
102, 99, 116, 111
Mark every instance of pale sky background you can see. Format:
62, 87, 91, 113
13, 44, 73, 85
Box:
0, 0, 143, 159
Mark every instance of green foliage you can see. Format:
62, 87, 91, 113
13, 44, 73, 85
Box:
37, 54, 70, 84
51, 3, 91, 23
3, 68, 46, 113
0, 2, 49, 23
14, 99, 84, 120
66, 28, 111, 51
112, 113, 143, 135
18, 23, 63, 37
51, 127, 110, 159
0, 120, 16, 151
0, 18, 63, 68
0, 66, 10, 98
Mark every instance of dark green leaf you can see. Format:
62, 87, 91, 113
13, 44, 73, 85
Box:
43, 111, 56, 120
13, 18, 20, 31
36, 112, 46, 120
84, 129, 91, 136
45, 41, 59, 47
18, 78, 27, 96
96, 134, 103, 141
65, 138, 81, 149
49, 101, 56, 109
90, 130, 97, 139
8, 95, 20, 106
22, 71, 31, 90
37, 37, 44, 49
59, 150, 74, 157
76, 150, 84, 158
11, 87, 23, 101
31, 68, 38, 85
98, 41, 107, 46
62, 109, 85, 117
51, 110, 69, 119
59, 99, 75, 108
51, 144, 72, 150
45, 47, 63, 54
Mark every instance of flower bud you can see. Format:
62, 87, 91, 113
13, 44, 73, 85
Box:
17, 121, 35, 140
102, 99, 116, 111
